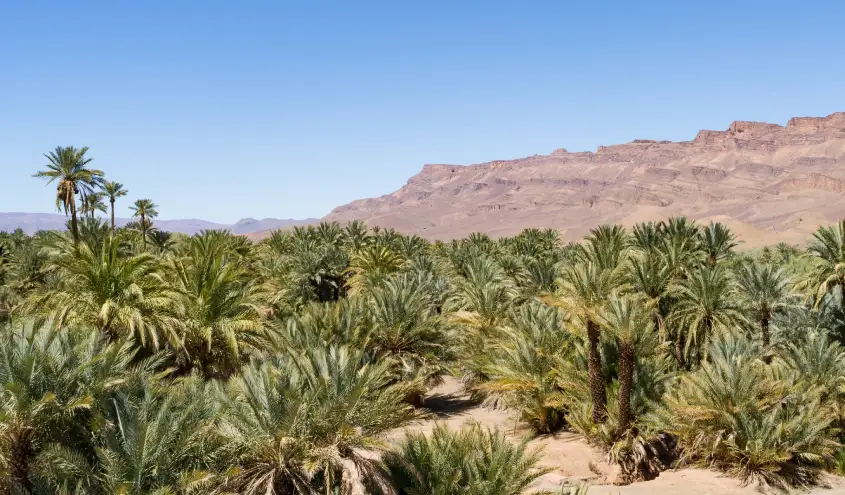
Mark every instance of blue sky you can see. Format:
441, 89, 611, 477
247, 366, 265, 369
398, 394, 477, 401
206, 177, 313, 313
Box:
2, 1, 844, 223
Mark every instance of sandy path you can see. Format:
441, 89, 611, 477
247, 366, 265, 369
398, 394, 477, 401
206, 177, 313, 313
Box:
387, 376, 845, 495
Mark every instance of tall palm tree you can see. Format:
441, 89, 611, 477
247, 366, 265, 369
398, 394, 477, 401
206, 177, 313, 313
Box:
798, 220, 845, 308
81, 191, 107, 218
553, 261, 626, 423
102, 181, 128, 233
737, 262, 793, 349
130, 199, 159, 251
669, 264, 744, 366
33, 146, 104, 243
700, 221, 738, 265
596, 293, 653, 435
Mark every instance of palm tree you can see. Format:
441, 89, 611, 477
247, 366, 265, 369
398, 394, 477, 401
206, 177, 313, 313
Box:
130, 199, 159, 251
596, 293, 653, 435
102, 181, 128, 233
216, 346, 418, 494
33, 146, 104, 243
798, 220, 845, 308
169, 233, 268, 378
0, 324, 136, 492
81, 191, 108, 218
737, 262, 793, 349
553, 261, 626, 424
16, 234, 181, 350
669, 264, 744, 366
700, 222, 738, 265
628, 250, 672, 334
384, 423, 549, 495
344, 243, 403, 295
479, 302, 570, 433
147, 228, 177, 254
368, 273, 448, 390
661, 333, 837, 489
97, 376, 221, 494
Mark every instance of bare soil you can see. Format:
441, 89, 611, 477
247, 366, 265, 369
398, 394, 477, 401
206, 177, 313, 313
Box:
386, 376, 845, 494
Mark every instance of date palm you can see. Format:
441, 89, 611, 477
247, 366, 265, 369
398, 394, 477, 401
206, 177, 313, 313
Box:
0, 323, 136, 493
33, 146, 104, 243
344, 243, 403, 295
552, 261, 626, 424
595, 293, 654, 435
216, 345, 418, 494
797, 220, 845, 308
102, 181, 128, 233
81, 191, 108, 219
700, 221, 738, 265
479, 301, 570, 433
737, 262, 793, 349
384, 423, 549, 495
169, 233, 268, 378
368, 273, 449, 403
16, 234, 181, 350
668, 264, 744, 366
96, 376, 221, 494
130, 199, 158, 251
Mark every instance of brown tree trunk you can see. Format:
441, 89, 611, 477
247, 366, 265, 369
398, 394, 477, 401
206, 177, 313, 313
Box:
69, 195, 79, 243
587, 319, 607, 424
674, 330, 685, 370
761, 315, 772, 364
9, 427, 34, 493
617, 339, 635, 437
110, 199, 116, 233
141, 213, 146, 250
761, 316, 770, 348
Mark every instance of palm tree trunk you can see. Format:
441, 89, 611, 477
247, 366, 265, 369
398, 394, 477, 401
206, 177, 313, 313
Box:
586, 318, 607, 424
110, 198, 116, 233
617, 339, 635, 436
761, 316, 770, 348
761, 315, 772, 364
141, 213, 146, 250
674, 330, 685, 370
69, 195, 79, 243
9, 427, 34, 492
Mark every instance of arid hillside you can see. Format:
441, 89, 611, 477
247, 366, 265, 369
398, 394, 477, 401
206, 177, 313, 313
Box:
326, 112, 845, 247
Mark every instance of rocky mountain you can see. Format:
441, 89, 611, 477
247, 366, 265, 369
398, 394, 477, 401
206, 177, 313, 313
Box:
0, 213, 315, 236
326, 112, 845, 247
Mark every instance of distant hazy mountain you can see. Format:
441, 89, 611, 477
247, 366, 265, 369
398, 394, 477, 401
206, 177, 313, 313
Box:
0, 212, 316, 236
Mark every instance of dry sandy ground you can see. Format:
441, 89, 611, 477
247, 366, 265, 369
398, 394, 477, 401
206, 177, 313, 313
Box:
386, 376, 845, 494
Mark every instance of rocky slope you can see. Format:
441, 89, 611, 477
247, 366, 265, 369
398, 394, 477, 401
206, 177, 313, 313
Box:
326, 112, 845, 246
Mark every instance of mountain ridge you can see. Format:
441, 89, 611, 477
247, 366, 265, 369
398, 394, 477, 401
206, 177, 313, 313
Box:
325, 112, 845, 247
0, 212, 316, 236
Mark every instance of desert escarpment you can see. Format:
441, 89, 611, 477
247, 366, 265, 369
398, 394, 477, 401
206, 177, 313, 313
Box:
326, 112, 845, 246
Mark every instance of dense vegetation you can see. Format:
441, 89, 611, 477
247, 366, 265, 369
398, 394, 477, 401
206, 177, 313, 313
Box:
2, 146, 845, 493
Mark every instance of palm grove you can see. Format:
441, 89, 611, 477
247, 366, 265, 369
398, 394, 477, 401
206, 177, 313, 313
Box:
2, 146, 845, 493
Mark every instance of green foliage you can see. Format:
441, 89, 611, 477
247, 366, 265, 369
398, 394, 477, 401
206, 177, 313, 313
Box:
658, 333, 839, 489
12, 167, 845, 494
384, 423, 549, 495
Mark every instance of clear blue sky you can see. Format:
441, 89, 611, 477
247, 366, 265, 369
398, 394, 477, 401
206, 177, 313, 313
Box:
2, 1, 844, 223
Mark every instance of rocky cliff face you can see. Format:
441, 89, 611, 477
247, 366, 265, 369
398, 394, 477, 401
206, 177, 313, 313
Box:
325, 112, 845, 246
